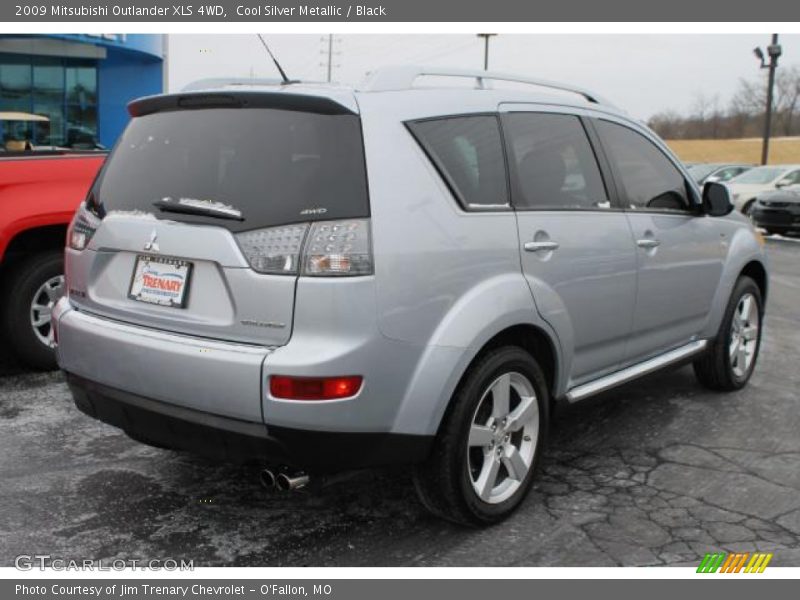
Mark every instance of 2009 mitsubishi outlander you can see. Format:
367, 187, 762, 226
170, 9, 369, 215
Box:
55, 67, 768, 525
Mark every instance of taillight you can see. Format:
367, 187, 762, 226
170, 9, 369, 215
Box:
67, 204, 100, 251
235, 218, 373, 277
302, 219, 373, 276
269, 375, 363, 400
235, 223, 309, 274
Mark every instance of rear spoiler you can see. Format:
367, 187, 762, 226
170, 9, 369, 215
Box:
128, 91, 358, 118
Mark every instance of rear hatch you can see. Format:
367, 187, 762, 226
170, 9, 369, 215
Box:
69, 91, 369, 346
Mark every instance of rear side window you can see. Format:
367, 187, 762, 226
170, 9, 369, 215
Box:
407, 116, 509, 209
502, 112, 609, 210
595, 119, 691, 213
90, 107, 369, 232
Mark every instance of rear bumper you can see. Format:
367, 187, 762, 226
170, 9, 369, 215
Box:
67, 373, 432, 470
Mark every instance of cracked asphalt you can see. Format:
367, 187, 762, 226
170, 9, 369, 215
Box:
1, 238, 798, 567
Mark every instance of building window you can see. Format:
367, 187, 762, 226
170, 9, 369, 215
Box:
0, 54, 98, 149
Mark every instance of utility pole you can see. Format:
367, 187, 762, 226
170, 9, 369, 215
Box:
753, 34, 782, 165
321, 34, 341, 82
477, 34, 497, 71
326, 34, 333, 82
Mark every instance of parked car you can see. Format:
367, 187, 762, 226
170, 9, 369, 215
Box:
751, 184, 800, 236
686, 163, 752, 185
727, 164, 800, 215
0, 114, 106, 369
54, 67, 768, 526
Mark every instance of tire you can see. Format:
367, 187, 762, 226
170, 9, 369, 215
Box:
0, 250, 64, 371
693, 276, 763, 391
413, 346, 549, 526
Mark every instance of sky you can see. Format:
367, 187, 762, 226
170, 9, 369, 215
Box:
167, 34, 800, 121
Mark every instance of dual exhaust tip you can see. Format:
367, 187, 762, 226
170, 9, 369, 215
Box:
260, 468, 309, 492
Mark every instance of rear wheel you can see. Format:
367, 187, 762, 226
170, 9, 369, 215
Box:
0, 250, 64, 370
413, 346, 548, 526
693, 276, 763, 391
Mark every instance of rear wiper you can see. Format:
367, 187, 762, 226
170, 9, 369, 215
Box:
153, 197, 244, 221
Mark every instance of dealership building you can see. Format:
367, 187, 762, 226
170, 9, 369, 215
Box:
0, 34, 165, 148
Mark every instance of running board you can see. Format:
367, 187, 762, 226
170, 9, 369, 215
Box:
566, 340, 708, 403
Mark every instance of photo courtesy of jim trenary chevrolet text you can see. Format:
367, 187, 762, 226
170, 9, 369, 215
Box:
1, 0, 799, 595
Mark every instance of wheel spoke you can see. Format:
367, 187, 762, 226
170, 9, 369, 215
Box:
732, 309, 743, 330
32, 314, 51, 328
501, 447, 529, 481
740, 296, 753, 322
737, 344, 748, 370
475, 455, 502, 501
468, 424, 494, 447
742, 326, 758, 342
44, 278, 65, 303
729, 336, 740, 359
505, 395, 538, 432
490, 374, 511, 418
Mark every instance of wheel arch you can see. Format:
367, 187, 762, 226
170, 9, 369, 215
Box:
740, 259, 768, 304
1, 223, 68, 267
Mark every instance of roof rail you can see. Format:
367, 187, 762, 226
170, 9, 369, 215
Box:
359, 66, 613, 107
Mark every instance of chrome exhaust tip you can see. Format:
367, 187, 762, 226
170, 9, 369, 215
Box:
276, 473, 310, 491
259, 468, 277, 489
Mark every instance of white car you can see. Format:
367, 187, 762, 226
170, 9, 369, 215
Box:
727, 164, 800, 214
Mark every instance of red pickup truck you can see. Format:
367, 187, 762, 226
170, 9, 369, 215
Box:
0, 151, 106, 369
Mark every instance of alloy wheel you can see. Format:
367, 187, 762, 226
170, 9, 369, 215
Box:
729, 292, 759, 378
29, 274, 65, 348
467, 372, 539, 504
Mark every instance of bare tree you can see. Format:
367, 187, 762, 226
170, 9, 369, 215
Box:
648, 64, 800, 140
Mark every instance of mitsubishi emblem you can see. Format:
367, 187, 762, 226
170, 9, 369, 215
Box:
144, 230, 160, 253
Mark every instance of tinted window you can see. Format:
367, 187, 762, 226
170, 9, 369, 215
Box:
90, 108, 369, 232
784, 170, 800, 185
596, 120, 690, 212
733, 166, 785, 184
503, 113, 609, 210
408, 116, 508, 208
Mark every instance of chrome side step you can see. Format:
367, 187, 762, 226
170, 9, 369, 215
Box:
566, 340, 708, 403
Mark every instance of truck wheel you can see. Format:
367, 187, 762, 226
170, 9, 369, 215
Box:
1, 250, 64, 370
413, 346, 548, 526
693, 276, 763, 391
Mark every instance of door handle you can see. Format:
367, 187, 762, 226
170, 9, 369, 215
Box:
636, 238, 660, 249
524, 241, 560, 252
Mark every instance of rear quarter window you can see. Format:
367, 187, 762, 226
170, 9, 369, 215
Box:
407, 115, 509, 209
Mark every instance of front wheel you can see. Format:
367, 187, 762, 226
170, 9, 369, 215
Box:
693, 276, 763, 391
413, 346, 548, 526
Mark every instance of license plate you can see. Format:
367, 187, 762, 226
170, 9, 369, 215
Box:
128, 255, 193, 308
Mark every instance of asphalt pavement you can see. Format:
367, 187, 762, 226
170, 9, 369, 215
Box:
1, 238, 799, 567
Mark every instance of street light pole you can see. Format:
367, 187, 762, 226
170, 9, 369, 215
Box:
477, 33, 497, 71
754, 34, 782, 165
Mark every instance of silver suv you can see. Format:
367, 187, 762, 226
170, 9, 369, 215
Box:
55, 67, 768, 525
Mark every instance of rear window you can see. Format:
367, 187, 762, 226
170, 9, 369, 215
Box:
89, 107, 369, 232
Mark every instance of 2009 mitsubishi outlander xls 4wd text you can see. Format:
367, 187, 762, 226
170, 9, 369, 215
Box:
54, 67, 769, 525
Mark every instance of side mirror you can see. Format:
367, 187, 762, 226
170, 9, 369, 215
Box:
775, 178, 791, 188
702, 182, 734, 217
